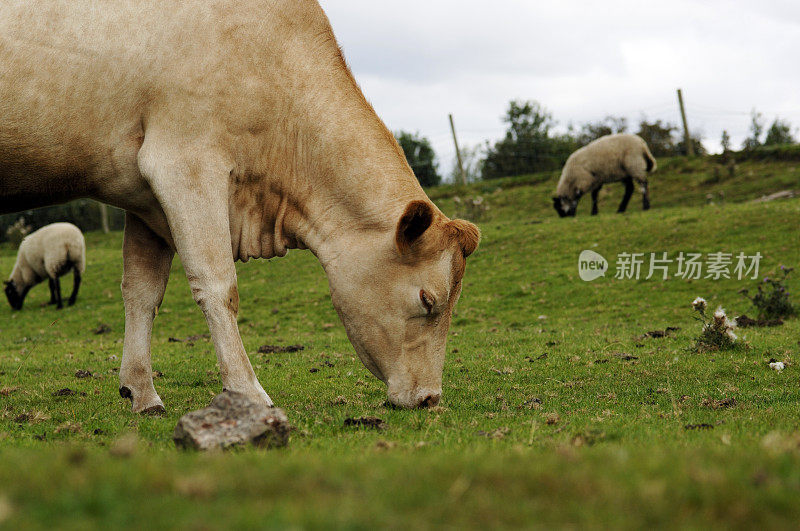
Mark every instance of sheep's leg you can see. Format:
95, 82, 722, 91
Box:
53, 276, 63, 309
641, 181, 651, 211
617, 177, 634, 213
68, 270, 81, 306
47, 278, 57, 305
591, 187, 601, 215
119, 212, 173, 414
137, 138, 272, 407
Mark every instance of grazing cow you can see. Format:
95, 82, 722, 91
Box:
553, 134, 657, 217
0, 0, 480, 412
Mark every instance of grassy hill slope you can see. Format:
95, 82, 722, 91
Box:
0, 157, 799, 528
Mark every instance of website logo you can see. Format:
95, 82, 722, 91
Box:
578, 250, 608, 281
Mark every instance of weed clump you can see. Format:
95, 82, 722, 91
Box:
452, 195, 489, 222
5, 217, 31, 246
692, 297, 738, 352
740, 266, 795, 320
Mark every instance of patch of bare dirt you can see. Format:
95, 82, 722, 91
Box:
92, 323, 111, 335
257, 344, 305, 354
55, 422, 81, 434
545, 412, 560, 425
477, 426, 511, 439
168, 334, 210, 346
52, 388, 84, 397
343, 416, 386, 430
525, 353, 548, 362
13, 410, 50, 424
701, 397, 737, 410
520, 397, 543, 409
643, 326, 680, 338
684, 423, 714, 430
571, 430, 607, 446
736, 314, 783, 328
75, 369, 92, 378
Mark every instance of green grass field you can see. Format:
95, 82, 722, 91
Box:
1, 157, 799, 528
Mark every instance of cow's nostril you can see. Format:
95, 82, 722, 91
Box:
419, 393, 441, 408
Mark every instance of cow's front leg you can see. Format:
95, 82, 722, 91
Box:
120, 212, 173, 414
138, 143, 273, 407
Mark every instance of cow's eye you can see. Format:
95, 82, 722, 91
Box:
419, 289, 435, 313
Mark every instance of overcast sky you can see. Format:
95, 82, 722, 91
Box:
319, 0, 800, 178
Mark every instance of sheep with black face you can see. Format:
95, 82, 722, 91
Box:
4, 222, 85, 310
553, 134, 657, 217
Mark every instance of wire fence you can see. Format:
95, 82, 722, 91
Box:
3, 100, 799, 237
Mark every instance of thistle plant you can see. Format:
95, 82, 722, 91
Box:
452, 195, 489, 222
692, 297, 738, 351
740, 266, 795, 320
5, 217, 31, 247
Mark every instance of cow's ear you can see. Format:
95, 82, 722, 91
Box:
446, 219, 480, 257
396, 200, 434, 253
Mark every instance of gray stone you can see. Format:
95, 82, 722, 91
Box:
173, 391, 291, 450
751, 190, 796, 203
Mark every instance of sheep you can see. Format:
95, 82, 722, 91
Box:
553, 133, 657, 217
4, 222, 85, 310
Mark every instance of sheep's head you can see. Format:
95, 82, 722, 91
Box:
553, 196, 578, 217
3, 280, 27, 310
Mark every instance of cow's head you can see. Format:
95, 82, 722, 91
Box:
326, 200, 480, 408
3, 280, 27, 310
553, 194, 579, 217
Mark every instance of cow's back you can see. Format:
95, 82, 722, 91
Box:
0, 0, 334, 213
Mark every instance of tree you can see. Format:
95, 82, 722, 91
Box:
634, 118, 703, 157
449, 143, 484, 183
743, 109, 764, 150
636, 119, 678, 157
763, 118, 795, 146
395, 131, 441, 187
482, 100, 577, 179
720, 130, 731, 153
676, 131, 706, 156
0, 200, 125, 242
577, 115, 628, 146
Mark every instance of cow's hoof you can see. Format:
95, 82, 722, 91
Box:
120, 385, 165, 414
224, 381, 274, 408
240, 388, 274, 408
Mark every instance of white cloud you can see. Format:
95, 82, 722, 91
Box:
319, 0, 800, 176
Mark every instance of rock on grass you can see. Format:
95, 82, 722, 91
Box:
173, 391, 291, 451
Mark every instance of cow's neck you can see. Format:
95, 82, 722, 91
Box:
228, 110, 426, 267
